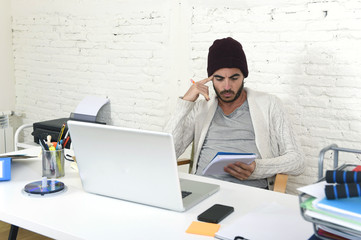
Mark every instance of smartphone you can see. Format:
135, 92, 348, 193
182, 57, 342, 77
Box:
197, 204, 234, 223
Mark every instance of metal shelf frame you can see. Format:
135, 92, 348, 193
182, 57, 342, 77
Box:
300, 144, 361, 239
318, 144, 361, 180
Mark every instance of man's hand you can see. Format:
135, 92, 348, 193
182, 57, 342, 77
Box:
224, 161, 256, 181
182, 77, 212, 102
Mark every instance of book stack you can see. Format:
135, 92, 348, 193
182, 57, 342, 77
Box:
298, 166, 361, 239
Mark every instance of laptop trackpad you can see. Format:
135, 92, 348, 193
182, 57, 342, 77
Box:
180, 178, 219, 209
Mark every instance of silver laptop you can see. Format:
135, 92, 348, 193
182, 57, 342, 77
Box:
67, 120, 219, 212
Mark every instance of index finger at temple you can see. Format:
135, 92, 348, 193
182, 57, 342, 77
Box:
198, 76, 212, 84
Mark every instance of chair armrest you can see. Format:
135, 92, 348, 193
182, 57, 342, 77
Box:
273, 173, 288, 193
177, 158, 191, 166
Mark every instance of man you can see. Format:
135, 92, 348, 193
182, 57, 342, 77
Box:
165, 37, 305, 190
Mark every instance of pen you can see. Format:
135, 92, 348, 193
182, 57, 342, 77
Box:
41, 138, 54, 174
56, 144, 64, 176
39, 139, 50, 151
39, 139, 46, 150
57, 124, 66, 148
42, 139, 49, 151
63, 128, 69, 141
190, 79, 195, 84
63, 135, 70, 148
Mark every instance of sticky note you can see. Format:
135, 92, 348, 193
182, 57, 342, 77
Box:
186, 221, 220, 237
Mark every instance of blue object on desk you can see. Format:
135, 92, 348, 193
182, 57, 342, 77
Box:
0, 157, 11, 181
308, 234, 322, 240
316, 196, 361, 222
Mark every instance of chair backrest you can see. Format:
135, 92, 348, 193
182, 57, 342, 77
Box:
14, 124, 37, 151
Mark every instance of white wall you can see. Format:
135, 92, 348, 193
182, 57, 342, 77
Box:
0, 0, 15, 112
10, 0, 361, 194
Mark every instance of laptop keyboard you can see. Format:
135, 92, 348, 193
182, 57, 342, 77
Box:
182, 190, 192, 198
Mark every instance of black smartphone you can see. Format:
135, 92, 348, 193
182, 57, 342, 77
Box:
197, 204, 234, 223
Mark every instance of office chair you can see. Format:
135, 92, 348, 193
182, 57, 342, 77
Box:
14, 123, 38, 151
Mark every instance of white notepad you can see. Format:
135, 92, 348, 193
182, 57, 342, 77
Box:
202, 152, 256, 175
215, 202, 309, 240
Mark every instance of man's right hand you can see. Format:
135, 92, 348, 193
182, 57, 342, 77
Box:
182, 77, 212, 102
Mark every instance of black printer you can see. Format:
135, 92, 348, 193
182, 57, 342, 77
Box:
32, 113, 105, 149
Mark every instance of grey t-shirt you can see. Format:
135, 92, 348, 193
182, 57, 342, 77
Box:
196, 100, 268, 189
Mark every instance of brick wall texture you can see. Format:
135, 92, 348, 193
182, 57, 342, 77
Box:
11, 0, 361, 194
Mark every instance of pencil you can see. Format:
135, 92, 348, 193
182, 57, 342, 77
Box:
57, 124, 66, 147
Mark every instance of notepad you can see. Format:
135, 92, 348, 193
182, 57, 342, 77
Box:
186, 221, 220, 237
315, 197, 361, 222
202, 152, 256, 175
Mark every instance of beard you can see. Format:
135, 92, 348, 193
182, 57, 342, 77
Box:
214, 82, 244, 103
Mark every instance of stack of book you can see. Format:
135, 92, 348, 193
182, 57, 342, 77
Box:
298, 166, 361, 240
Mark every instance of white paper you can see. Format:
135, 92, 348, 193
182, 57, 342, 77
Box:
74, 96, 109, 116
297, 180, 327, 199
319, 225, 361, 240
202, 154, 255, 175
215, 202, 311, 240
304, 210, 361, 232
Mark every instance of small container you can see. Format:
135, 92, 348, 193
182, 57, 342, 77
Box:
42, 149, 65, 178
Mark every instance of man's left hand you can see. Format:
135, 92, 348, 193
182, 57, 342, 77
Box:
224, 161, 256, 181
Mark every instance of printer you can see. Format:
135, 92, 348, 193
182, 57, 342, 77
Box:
31, 96, 109, 149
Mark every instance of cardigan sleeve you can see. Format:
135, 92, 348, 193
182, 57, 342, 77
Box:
163, 98, 197, 158
248, 97, 305, 179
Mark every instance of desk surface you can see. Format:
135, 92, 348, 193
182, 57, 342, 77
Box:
0, 147, 313, 240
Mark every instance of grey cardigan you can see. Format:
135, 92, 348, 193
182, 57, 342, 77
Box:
164, 87, 305, 189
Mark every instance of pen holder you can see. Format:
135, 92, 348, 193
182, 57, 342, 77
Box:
42, 149, 65, 178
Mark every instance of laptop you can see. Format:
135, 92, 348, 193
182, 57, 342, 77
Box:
67, 120, 219, 212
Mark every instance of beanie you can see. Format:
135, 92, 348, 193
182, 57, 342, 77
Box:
207, 37, 248, 78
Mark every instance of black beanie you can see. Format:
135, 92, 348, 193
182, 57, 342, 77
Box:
207, 37, 248, 78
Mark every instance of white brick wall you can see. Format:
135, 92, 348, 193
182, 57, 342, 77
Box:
11, 0, 361, 194
0, 0, 15, 112
12, 0, 172, 131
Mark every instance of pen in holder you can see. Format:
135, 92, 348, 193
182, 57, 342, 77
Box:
42, 149, 65, 178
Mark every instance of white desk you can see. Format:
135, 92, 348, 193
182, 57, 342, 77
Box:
0, 147, 313, 240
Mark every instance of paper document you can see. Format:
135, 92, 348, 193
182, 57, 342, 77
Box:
315, 197, 361, 222
304, 210, 361, 232
319, 225, 361, 240
301, 197, 361, 226
297, 181, 327, 199
299, 180, 361, 233
74, 96, 109, 116
202, 152, 256, 176
215, 202, 311, 240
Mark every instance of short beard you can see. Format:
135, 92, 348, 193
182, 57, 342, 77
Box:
214, 82, 244, 103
